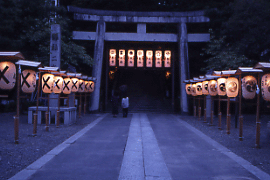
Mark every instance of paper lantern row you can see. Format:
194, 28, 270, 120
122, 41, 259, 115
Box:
42, 74, 95, 94
109, 49, 171, 68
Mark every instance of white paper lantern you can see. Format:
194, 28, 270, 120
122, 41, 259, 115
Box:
71, 77, 79, 93
20, 69, 36, 93
217, 78, 227, 96
202, 81, 209, 95
0, 61, 16, 90
262, 74, 270, 101
89, 81, 95, 93
109, 49, 116, 66
155, 50, 162, 68
78, 79, 85, 93
208, 80, 218, 96
186, 84, 192, 95
128, 50, 135, 67
146, 50, 153, 68
196, 82, 203, 96
53, 76, 63, 94
164, 50, 171, 68
191, 84, 197, 96
118, 49, 125, 67
63, 78, 72, 94
137, 50, 144, 67
226, 77, 239, 98
42, 73, 54, 93
242, 75, 257, 99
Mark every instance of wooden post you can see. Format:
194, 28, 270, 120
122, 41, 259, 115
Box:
84, 93, 87, 115
218, 96, 222, 129
210, 96, 214, 126
56, 93, 60, 127
255, 73, 261, 148
45, 95, 50, 131
226, 97, 231, 134
198, 97, 201, 120
204, 95, 207, 123
14, 66, 20, 144
79, 93, 82, 118
193, 97, 196, 117
33, 72, 41, 136
239, 74, 243, 141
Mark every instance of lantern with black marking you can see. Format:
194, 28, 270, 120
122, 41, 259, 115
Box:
42, 73, 54, 93
78, 76, 86, 93
119, 49, 125, 67
242, 75, 257, 99
21, 69, 36, 93
191, 83, 197, 96
155, 50, 162, 68
63, 77, 72, 94
128, 50, 135, 67
196, 82, 203, 96
53, 76, 63, 94
261, 74, 270, 101
71, 77, 79, 92
88, 77, 95, 93
226, 77, 239, 98
208, 80, 218, 96
109, 49, 116, 66
185, 83, 192, 95
202, 80, 209, 95
0, 61, 16, 90
146, 50, 153, 68
217, 77, 227, 96
164, 50, 171, 68
137, 50, 144, 67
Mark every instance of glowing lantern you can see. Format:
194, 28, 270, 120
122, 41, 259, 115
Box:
155, 50, 162, 68
261, 74, 270, 101
53, 76, 63, 94
196, 82, 203, 95
137, 50, 144, 67
164, 50, 171, 68
128, 50, 135, 67
109, 49, 116, 66
119, 49, 125, 67
89, 81, 95, 93
226, 77, 239, 98
78, 79, 85, 93
85, 81, 89, 92
42, 73, 54, 93
202, 81, 209, 95
63, 78, 72, 94
186, 84, 192, 95
21, 69, 36, 93
0, 61, 16, 90
71, 77, 79, 92
191, 84, 197, 96
146, 50, 153, 67
217, 78, 227, 96
242, 75, 257, 99
208, 80, 218, 96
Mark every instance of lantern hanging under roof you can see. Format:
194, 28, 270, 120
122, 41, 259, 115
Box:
202, 81, 209, 95
71, 77, 79, 92
84, 81, 89, 93
63, 77, 72, 94
217, 77, 227, 96
261, 74, 270, 101
42, 73, 54, 93
89, 81, 95, 93
119, 49, 125, 67
128, 50, 135, 67
53, 76, 63, 94
185, 84, 192, 95
155, 50, 162, 68
164, 50, 171, 68
208, 80, 218, 96
109, 49, 116, 66
196, 82, 203, 96
0, 61, 16, 90
226, 77, 239, 98
146, 50, 153, 68
78, 79, 85, 93
137, 50, 144, 67
191, 84, 197, 96
242, 75, 257, 99
21, 69, 36, 93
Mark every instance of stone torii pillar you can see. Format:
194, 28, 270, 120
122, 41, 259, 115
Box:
90, 20, 105, 111
178, 22, 189, 114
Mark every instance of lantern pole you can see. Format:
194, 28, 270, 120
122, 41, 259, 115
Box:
33, 72, 41, 136
14, 65, 21, 144
226, 96, 231, 134
84, 92, 87, 115
198, 96, 201, 120
238, 74, 243, 141
79, 93, 82, 118
203, 95, 207, 123
210, 96, 214, 126
218, 95, 222, 130
193, 96, 196, 117
255, 73, 261, 148
56, 93, 60, 127
45, 94, 50, 131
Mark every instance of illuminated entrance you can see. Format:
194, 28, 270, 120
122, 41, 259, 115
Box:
67, 6, 210, 113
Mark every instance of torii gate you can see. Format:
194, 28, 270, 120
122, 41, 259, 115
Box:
67, 6, 210, 113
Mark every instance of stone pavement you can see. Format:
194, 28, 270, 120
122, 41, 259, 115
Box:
9, 113, 270, 180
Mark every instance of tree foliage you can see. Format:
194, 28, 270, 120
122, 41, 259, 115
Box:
0, 0, 93, 72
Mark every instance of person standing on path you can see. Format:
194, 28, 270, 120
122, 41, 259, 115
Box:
111, 91, 120, 117
121, 95, 129, 117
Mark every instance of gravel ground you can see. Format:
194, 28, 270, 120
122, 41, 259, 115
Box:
1, 112, 270, 180
0, 112, 101, 180
180, 113, 270, 174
